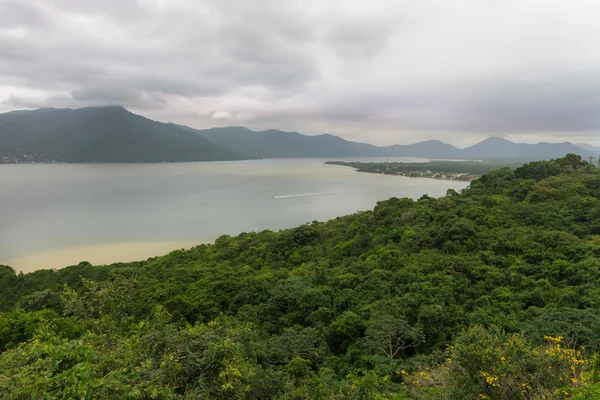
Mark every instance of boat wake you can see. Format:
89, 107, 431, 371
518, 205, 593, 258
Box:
271, 191, 349, 199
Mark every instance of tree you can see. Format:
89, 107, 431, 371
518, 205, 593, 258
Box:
362, 315, 423, 361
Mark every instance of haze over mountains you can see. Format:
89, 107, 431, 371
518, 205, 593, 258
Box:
0, 106, 597, 163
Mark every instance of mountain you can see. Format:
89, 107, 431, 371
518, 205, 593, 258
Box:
1, 106, 595, 163
197, 128, 593, 160
384, 140, 463, 158
0, 106, 243, 163
194, 126, 384, 158
577, 143, 600, 153
461, 137, 592, 160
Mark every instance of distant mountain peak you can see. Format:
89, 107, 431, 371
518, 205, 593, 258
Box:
0, 106, 244, 163
480, 136, 512, 143
1, 106, 595, 163
90, 105, 129, 113
576, 143, 600, 152
101, 104, 127, 110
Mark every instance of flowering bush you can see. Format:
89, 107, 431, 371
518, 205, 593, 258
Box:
405, 326, 590, 399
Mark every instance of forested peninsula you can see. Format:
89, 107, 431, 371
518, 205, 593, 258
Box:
2, 154, 600, 399
326, 160, 516, 181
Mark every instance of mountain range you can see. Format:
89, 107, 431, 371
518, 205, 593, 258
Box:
0, 106, 241, 163
0, 106, 597, 163
192, 126, 598, 160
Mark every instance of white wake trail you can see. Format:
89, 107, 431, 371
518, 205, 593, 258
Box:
271, 191, 350, 199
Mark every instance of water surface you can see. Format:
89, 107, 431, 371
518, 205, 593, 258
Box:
0, 158, 468, 272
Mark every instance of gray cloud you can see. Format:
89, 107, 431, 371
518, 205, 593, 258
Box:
0, 1, 51, 29
2, 94, 77, 109
0, 0, 599, 146
326, 20, 395, 59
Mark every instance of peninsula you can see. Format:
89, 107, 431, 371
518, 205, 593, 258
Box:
325, 160, 523, 181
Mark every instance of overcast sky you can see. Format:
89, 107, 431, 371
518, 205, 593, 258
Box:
1, 0, 599, 146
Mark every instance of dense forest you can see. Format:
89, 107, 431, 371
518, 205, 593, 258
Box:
0, 107, 243, 163
2, 154, 600, 399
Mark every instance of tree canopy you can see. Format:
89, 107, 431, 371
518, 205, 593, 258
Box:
1, 154, 600, 399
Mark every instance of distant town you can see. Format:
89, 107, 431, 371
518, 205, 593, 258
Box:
325, 160, 517, 181
384, 169, 476, 181
1, 152, 58, 164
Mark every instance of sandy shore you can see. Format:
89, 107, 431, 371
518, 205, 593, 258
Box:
3, 241, 208, 274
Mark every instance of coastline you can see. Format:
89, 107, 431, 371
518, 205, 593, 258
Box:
370, 171, 476, 182
325, 161, 481, 181
3, 241, 210, 274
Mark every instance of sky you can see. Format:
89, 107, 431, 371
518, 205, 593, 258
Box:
1, 0, 599, 147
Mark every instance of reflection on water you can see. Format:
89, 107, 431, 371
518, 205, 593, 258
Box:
0, 158, 468, 272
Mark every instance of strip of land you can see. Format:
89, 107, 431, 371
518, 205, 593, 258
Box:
326, 160, 523, 181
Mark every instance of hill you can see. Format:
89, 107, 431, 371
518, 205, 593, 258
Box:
0, 106, 243, 163
196, 127, 594, 160
1, 106, 595, 163
195, 126, 383, 158
462, 136, 592, 159
384, 139, 463, 158
577, 142, 600, 153
1, 155, 600, 398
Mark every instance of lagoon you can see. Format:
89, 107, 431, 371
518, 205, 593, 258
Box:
0, 158, 468, 272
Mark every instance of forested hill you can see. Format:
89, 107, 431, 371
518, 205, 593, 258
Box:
0, 106, 243, 163
2, 105, 596, 163
196, 127, 596, 160
2, 154, 600, 399
195, 126, 383, 158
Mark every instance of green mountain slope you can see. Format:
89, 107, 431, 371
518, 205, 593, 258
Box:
1, 106, 594, 163
385, 139, 464, 158
195, 126, 384, 158
1, 154, 600, 398
0, 106, 243, 163
577, 142, 600, 153
195, 126, 594, 160
462, 136, 591, 159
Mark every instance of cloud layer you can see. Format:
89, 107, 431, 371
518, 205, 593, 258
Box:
1, 0, 599, 146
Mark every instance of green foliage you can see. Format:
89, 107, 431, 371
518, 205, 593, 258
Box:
326, 160, 511, 179
362, 315, 423, 361
406, 326, 589, 399
0, 106, 244, 163
1, 155, 600, 398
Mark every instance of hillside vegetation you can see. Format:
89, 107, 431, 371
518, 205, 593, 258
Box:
1, 106, 595, 163
196, 127, 595, 160
2, 155, 600, 399
326, 160, 520, 180
0, 106, 242, 163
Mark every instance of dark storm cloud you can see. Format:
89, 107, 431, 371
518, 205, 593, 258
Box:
0, 0, 599, 144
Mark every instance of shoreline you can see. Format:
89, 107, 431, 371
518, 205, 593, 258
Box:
2, 240, 210, 274
347, 168, 476, 182
369, 171, 475, 182
325, 161, 481, 181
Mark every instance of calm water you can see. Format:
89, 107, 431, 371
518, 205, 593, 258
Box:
0, 158, 468, 271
